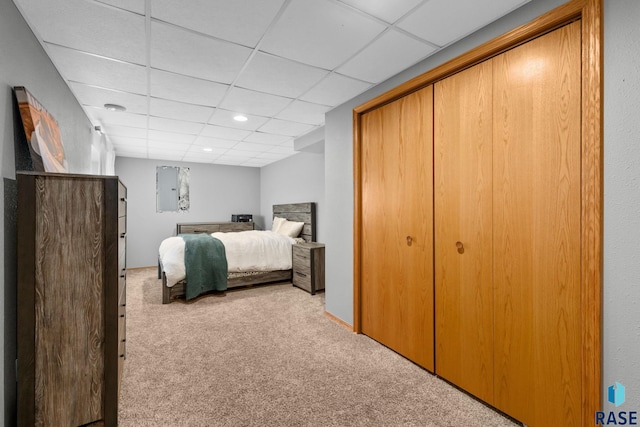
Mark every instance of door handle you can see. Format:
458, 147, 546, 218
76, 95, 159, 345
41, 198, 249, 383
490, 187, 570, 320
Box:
456, 241, 464, 254
406, 236, 413, 246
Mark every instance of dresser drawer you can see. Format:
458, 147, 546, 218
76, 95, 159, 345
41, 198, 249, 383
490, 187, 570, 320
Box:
119, 247, 126, 272
118, 270, 126, 296
118, 316, 126, 358
178, 223, 220, 234
219, 222, 254, 232
118, 183, 127, 218
118, 300, 126, 356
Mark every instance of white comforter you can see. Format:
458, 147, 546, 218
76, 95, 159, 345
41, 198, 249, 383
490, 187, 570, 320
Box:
159, 230, 296, 287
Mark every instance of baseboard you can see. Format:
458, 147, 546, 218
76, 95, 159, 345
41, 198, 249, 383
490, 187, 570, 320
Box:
324, 311, 354, 332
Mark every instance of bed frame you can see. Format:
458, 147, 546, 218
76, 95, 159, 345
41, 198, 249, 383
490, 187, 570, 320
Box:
161, 202, 316, 303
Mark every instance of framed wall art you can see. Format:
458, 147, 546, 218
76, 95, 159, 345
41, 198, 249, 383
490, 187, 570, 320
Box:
14, 86, 68, 173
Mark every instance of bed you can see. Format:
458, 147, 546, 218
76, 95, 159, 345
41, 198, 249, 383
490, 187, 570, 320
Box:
158, 202, 316, 304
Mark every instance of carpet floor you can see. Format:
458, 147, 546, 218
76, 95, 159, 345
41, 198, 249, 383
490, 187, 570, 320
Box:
118, 267, 519, 427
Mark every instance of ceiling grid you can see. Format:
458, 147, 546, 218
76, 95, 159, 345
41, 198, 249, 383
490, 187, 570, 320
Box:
13, 0, 530, 167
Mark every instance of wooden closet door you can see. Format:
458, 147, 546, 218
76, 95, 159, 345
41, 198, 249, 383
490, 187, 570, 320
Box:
360, 86, 434, 370
434, 60, 494, 403
493, 22, 582, 426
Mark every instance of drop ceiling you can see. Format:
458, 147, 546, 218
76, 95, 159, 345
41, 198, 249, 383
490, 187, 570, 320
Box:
13, 0, 529, 167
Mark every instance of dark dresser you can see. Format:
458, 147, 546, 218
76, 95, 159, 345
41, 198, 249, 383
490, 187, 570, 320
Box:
17, 172, 126, 427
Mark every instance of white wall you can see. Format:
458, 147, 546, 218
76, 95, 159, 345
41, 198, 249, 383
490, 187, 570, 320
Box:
115, 157, 261, 268
603, 0, 640, 410
260, 151, 325, 238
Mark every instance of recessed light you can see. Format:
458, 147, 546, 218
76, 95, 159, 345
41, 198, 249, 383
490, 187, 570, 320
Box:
104, 103, 126, 112
203, 147, 213, 152
233, 114, 248, 122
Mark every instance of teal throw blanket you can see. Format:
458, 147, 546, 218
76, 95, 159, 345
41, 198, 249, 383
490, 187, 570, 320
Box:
180, 234, 228, 300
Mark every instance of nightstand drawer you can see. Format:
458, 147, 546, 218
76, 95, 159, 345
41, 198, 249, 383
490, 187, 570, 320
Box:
292, 249, 311, 269
293, 269, 312, 291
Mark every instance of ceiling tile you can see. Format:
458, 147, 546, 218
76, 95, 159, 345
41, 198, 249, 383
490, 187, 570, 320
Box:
244, 132, 292, 145
299, 73, 372, 107
147, 140, 192, 150
276, 100, 330, 125
337, 0, 424, 23
258, 118, 316, 136
96, 0, 145, 14
149, 98, 214, 123
69, 83, 148, 114
260, 0, 386, 69
115, 149, 147, 158
148, 117, 203, 134
151, 0, 285, 47
235, 52, 329, 99
85, 106, 147, 128
110, 136, 147, 148
15, 0, 146, 64
181, 157, 215, 165
186, 145, 227, 156
150, 69, 229, 106
200, 125, 252, 140
147, 152, 185, 163
180, 155, 215, 164
219, 87, 292, 117
147, 129, 197, 144
266, 144, 296, 154
397, 0, 530, 47
104, 125, 148, 139
337, 29, 437, 83
215, 153, 249, 165
151, 21, 252, 83
192, 136, 238, 149
209, 110, 270, 131
16, 0, 529, 167
45, 44, 147, 95
233, 142, 271, 153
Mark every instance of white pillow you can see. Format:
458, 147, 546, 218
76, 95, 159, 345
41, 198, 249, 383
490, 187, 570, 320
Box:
277, 220, 305, 238
272, 216, 286, 232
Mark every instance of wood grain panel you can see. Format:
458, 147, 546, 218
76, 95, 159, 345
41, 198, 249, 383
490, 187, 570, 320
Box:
360, 86, 434, 370
492, 22, 582, 426
273, 203, 316, 242
34, 176, 104, 426
581, 0, 604, 422
434, 60, 494, 403
17, 173, 125, 427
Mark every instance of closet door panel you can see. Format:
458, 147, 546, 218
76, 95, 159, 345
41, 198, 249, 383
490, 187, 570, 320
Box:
434, 61, 494, 403
492, 22, 582, 426
361, 86, 434, 370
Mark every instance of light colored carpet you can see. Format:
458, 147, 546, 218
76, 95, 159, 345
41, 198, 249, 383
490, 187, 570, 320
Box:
118, 268, 519, 427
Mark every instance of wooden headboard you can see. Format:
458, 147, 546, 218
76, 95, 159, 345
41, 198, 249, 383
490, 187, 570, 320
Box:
273, 202, 316, 242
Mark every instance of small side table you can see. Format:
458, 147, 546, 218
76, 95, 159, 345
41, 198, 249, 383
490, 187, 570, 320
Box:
292, 242, 325, 295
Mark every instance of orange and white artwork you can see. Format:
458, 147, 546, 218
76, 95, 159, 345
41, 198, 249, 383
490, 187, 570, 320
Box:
15, 86, 68, 173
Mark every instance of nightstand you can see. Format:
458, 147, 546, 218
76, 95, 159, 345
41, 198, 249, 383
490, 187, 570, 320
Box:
292, 242, 325, 295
